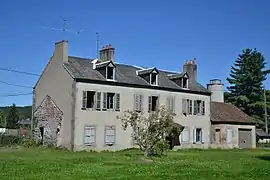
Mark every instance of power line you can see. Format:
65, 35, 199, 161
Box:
0, 93, 32, 97
0, 67, 40, 76
0, 80, 33, 89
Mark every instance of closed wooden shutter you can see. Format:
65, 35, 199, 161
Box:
105, 126, 116, 145
84, 126, 96, 145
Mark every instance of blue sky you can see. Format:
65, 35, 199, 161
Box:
0, 0, 269, 106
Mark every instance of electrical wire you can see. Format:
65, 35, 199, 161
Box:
0, 93, 32, 97
0, 80, 33, 89
0, 67, 40, 76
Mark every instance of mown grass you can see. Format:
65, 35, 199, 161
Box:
0, 147, 269, 180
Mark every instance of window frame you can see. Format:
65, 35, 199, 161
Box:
106, 64, 115, 80
104, 125, 116, 146
84, 125, 96, 146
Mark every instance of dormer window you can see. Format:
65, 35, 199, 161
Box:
95, 61, 116, 81
168, 73, 189, 89
137, 68, 159, 86
150, 73, 158, 85
182, 77, 188, 89
106, 66, 115, 80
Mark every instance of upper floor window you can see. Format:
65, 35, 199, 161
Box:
168, 73, 189, 89
167, 96, 175, 112
134, 94, 144, 112
82, 91, 101, 111
148, 95, 159, 112
95, 61, 116, 80
182, 77, 188, 89
106, 66, 115, 80
137, 68, 159, 86
193, 100, 205, 115
102, 92, 120, 111
150, 73, 158, 85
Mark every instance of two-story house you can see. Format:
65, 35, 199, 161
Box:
32, 40, 255, 151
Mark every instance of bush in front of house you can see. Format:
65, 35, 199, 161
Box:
0, 135, 22, 146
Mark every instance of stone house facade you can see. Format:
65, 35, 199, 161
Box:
32, 40, 256, 151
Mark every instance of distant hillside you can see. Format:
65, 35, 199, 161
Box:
0, 106, 32, 119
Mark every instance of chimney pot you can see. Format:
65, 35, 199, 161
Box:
99, 44, 115, 62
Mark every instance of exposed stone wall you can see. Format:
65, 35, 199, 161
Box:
33, 95, 63, 146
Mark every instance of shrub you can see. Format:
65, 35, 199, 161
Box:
23, 139, 40, 148
0, 135, 21, 146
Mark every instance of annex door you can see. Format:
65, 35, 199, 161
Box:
238, 129, 252, 148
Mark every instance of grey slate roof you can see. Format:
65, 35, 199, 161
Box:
256, 129, 270, 138
64, 56, 210, 94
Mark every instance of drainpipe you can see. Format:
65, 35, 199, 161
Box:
70, 80, 76, 151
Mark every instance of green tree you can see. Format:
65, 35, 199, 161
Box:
0, 111, 5, 128
227, 48, 270, 128
117, 106, 182, 158
6, 103, 19, 129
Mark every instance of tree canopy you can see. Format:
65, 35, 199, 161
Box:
226, 48, 270, 128
117, 106, 182, 157
0, 111, 5, 128
6, 103, 20, 129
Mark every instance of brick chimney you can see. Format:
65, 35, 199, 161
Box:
183, 59, 197, 81
99, 44, 115, 62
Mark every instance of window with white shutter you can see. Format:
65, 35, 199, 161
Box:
95, 92, 101, 111
148, 96, 159, 112
115, 93, 120, 111
105, 126, 116, 145
202, 101, 205, 115
182, 99, 188, 114
193, 100, 198, 115
182, 127, 189, 143
188, 99, 192, 115
167, 96, 175, 112
227, 129, 233, 144
84, 126, 96, 146
103, 92, 107, 111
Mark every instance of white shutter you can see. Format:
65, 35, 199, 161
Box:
166, 97, 170, 110
172, 97, 175, 112
139, 95, 144, 112
182, 99, 186, 114
201, 129, 204, 143
115, 93, 120, 111
148, 96, 152, 112
135, 94, 139, 111
227, 129, 233, 144
105, 126, 116, 145
182, 128, 189, 143
193, 128, 197, 143
85, 126, 96, 145
103, 92, 107, 110
82, 91, 87, 109
96, 92, 101, 110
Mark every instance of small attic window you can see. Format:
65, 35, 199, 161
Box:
107, 66, 115, 80
182, 78, 188, 89
150, 73, 158, 85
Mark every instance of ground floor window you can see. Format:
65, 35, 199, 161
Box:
105, 126, 116, 145
194, 128, 202, 143
84, 126, 96, 146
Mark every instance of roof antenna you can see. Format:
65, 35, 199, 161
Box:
40, 18, 84, 37
96, 32, 100, 58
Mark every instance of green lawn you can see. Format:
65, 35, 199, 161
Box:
0, 148, 269, 180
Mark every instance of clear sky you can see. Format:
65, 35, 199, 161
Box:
0, 0, 269, 106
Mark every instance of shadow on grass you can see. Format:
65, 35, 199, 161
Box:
255, 156, 270, 161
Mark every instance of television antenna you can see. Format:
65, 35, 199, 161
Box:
40, 19, 84, 35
